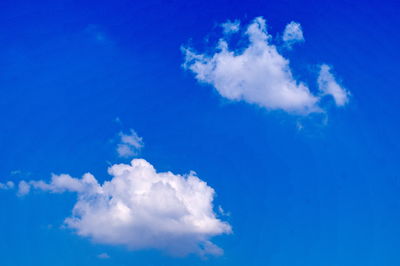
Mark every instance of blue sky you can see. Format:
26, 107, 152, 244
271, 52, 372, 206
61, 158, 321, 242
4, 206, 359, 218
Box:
0, 0, 400, 265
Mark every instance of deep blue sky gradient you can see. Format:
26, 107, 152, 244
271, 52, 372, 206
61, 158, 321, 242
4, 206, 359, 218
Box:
0, 0, 400, 265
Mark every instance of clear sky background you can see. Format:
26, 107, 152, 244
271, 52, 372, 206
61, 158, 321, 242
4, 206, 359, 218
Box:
0, 0, 400, 265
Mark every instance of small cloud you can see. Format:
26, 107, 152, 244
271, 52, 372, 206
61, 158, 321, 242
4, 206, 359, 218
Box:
97, 253, 110, 259
221, 20, 240, 34
6, 181, 14, 189
218, 206, 231, 217
0, 181, 14, 190
282, 21, 304, 48
296, 121, 304, 131
17, 181, 31, 196
117, 129, 144, 158
318, 64, 349, 106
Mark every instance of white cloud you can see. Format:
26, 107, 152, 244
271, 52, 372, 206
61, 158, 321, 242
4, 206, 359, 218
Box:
182, 17, 349, 115
17, 159, 231, 256
0, 181, 14, 190
282, 21, 304, 48
27, 173, 100, 194
221, 20, 240, 34
117, 129, 143, 158
183, 17, 320, 114
17, 180, 30, 196
318, 64, 349, 106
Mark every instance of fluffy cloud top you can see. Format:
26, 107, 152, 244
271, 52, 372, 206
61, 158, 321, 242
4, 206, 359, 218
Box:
282, 21, 304, 48
117, 129, 143, 158
318, 64, 349, 106
17, 159, 231, 256
182, 17, 349, 115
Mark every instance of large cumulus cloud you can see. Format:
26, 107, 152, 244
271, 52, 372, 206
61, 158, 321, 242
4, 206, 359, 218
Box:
18, 159, 231, 256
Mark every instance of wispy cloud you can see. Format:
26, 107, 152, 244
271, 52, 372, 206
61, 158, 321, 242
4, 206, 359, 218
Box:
318, 64, 349, 106
116, 129, 143, 158
0, 181, 14, 190
97, 253, 110, 259
221, 20, 240, 34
